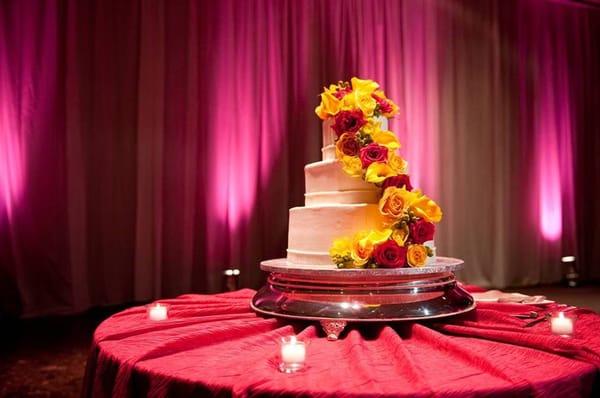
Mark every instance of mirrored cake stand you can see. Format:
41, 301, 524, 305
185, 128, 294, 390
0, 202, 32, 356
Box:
251, 257, 475, 340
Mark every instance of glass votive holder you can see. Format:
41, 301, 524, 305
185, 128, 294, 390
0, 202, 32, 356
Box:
279, 335, 306, 373
550, 311, 576, 337
146, 302, 170, 321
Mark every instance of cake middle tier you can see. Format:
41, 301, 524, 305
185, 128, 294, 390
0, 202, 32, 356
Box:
287, 203, 384, 266
305, 160, 380, 206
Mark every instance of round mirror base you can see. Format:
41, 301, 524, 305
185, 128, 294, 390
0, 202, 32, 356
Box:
251, 257, 475, 339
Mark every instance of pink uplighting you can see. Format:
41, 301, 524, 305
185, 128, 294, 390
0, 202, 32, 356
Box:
210, 0, 286, 233
534, 22, 574, 242
0, 49, 25, 220
400, 2, 439, 197
537, 127, 563, 242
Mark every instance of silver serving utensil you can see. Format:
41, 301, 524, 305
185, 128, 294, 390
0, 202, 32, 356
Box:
523, 306, 576, 327
513, 311, 539, 319
523, 313, 551, 327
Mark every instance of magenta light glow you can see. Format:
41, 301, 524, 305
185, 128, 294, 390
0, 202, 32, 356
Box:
209, 0, 285, 233
400, 2, 439, 197
537, 125, 563, 241
534, 28, 573, 242
0, 46, 25, 219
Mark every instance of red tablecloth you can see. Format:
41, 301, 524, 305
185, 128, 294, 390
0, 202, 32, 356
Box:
83, 289, 600, 398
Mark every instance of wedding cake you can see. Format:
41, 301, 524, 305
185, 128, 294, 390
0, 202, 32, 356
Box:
287, 78, 442, 270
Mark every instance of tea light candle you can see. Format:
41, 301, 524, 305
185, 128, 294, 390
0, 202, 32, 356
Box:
279, 336, 306, 373
550, 312, 574, 337
147, 303, 168, 321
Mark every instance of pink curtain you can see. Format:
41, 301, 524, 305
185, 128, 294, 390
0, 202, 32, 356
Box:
0, 0, 599, 317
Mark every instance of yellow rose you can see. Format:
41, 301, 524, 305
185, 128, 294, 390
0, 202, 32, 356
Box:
388, 153, 407, 174
360, 119, 382, 136
329, 237, 352, 257
340, 155, 363, 177
351, 231, 373, 266
354, 91, 377, 117
392, 228, 408, 246
407, 244, 428, 267
351, 77, 379, 94
371, 130, 400, 150
410, 196, 443, 223
378, 187, 418, 219
340, 91, 357, 110
329, 237, 354, 268
365, 162, 397, 183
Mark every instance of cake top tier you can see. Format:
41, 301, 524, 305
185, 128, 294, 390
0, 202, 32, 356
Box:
315, 78, 404, 182
312, 77, 444, 269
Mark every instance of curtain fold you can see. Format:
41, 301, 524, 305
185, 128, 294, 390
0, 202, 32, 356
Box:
0, 0, 598, 316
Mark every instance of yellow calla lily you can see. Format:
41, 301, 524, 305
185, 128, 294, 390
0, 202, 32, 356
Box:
410, 196, 443, 223
365, 229, 393, 245
365, 162, 397, 183
371, 130, 400, 150
351, 77, 379, 94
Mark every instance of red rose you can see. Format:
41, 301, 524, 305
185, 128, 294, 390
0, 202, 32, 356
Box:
409, 219, 435, 244
373, 240, 407, 268
337, 133, 360, 156
382, 175, 413, 191
359, 143, 388, 168
372, 93, 393, 114
332, 110, 367, 136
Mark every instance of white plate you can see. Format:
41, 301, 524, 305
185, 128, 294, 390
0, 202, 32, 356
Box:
472, 290, 554, 305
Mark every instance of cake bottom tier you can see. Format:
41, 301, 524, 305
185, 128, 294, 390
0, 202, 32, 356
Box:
287, 203, 436, 269
287, 204, 381, 267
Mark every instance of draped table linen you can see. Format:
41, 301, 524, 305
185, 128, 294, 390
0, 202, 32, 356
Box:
83, 289, 600, 397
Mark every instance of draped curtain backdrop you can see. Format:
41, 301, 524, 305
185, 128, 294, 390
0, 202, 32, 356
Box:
1, 0, 599, 317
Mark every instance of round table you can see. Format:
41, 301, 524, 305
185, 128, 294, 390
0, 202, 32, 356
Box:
83, 289, 600, 397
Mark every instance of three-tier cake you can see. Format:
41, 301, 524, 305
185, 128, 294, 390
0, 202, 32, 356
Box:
286, 78, 442, 270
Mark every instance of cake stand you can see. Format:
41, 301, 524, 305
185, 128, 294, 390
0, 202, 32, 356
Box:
251, 257, 475, 340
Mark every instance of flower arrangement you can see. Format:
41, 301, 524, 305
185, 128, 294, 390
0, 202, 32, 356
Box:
315, 77, 443, 269
315, 78, 404, 182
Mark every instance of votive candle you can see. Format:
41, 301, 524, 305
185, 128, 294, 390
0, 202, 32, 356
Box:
147, 303, 169, 321
550, 312, 574, 337
279, 336, 306, 373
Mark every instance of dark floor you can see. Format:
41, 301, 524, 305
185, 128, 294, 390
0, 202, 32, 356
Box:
0, 284, 599, 397
0, 304, 130, 398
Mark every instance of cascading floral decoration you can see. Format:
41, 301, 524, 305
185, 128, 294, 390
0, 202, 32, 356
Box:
315, 77, 443, 269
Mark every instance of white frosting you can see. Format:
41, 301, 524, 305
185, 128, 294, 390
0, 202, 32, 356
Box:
321, 118, 336, 149
287, 204, 383, 265
321, 145, 336, 161
305, 160, 378, 196
305, 190, 380, 206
